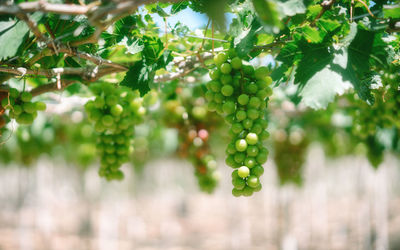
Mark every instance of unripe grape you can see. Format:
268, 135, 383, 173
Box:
35, 101, 46, 111
246, 133, 258, 145
102, 115, 114, 127
23, 102, 36, 113
232, 123, 243, 134
9, 88, 19, 98
235, 139, 248, 152
238, 94, 249, 105
244, 157, 256, 168
210, 81, 222, 92
232, 178, 246, 190
94, 97, 105, 108
220, 63, 232, 74
242, 119, 253, 129
247, 175, 260, 188
221, 85, 234, 96
251, 165, 264, 177
106, 95, 118, 106
246, 83, 258, 94
238, 166, 250, 178
234, 152, 246, 163
232, 188, 243, 197
242, 186, 254, 196
231, 57, 242, 69
254, 66, 269, 80
222, 101, 236, 114
13, 105, 22, 115
16, 112, 33, 125
110, 104, 123, 116
209, 69, 221, 80
20, 92, 32, 102
249, 97, 261, 108
247, 109, 259, 120
247, 145, 259, 157
236, 110, 247, 121
220, 74, 233, 85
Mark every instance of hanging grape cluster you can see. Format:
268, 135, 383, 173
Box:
85, 82, 145, 180
205, 50, 273, 197
0, 88, 46, 125
273, 129, 309, 186
163, 92, 221, 193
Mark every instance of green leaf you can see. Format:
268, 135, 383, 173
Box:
120, 61, 151, 96
306, 4, 322, 20
317, 18, 341, 33
294, 46, 332, 85
298, 61, 352, 109
276, 41, 299, 65
0, 20, 29, 60
233, 19, 262, 58
252, 0, 282, 28
301, 25, 325, 43
119, 37, 144, 55
171, 1, 189, 14
383, 4, 400, 18
155, 5, 170, 17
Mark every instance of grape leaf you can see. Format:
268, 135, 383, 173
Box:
234, 19, 262, 58
171, 1, 189, 14
0, 20, 29, 60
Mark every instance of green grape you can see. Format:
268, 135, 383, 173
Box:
209, 69, 221, 80
242, 119, 253, 129
220, 74, 233, 85
9, 88, 19, 98
220, 63, 232, 74
232, 177, 246, 190
13, 105, 22, 115
221, 85, 234, 96
238, 166, 250, 178
249, 97, 261, 108
222, 101, 236, 114
244, 157, 256, 168
250, 165, 264, 177
105, 95, 118, 106
22, 102, 36, 113
236, 110, 247, 121
246, 145, 259, 157
16, 112, 33, 125
35, 102, 46, 111
232, 188, 243, 197
235, 139, 248, 152
110, 104, 123, 116
231, 57, 242, 69
247, 175, 260, 188
238, 94, 249, 105
232, 123, 243, 134
94, 97, 105, 108
234, 152, 246, 163
254, 66, 269, 80
246, 133, 258, 145
20, 92, 32, 102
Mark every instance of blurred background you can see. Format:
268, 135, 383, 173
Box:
0, 145, 400, 250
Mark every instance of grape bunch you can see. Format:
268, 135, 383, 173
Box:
205, 50, 273, 197
0, 88, 46, 125
163, 92, 221, 193
273, 129, 309, 186
84, 82, 145, 180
